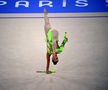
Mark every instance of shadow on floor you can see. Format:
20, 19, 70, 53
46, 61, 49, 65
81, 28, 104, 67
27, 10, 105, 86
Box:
36, 70, 56, 74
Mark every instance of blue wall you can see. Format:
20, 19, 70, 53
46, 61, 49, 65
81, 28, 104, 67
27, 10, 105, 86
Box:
0, 0, 108, 13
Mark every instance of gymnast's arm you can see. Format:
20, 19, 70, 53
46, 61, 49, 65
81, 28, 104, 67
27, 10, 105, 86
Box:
56, 32, 68, 54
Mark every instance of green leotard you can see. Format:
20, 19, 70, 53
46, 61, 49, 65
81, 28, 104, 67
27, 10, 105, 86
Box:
46, 29, 68, 55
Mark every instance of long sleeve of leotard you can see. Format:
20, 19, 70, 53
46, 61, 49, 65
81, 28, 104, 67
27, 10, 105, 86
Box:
56, 32, 68, 54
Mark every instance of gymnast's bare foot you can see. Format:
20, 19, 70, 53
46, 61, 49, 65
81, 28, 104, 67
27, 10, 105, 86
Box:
44, 8, 48, 15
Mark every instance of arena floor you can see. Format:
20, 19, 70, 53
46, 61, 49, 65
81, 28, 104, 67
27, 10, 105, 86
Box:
0, 13, 108, 90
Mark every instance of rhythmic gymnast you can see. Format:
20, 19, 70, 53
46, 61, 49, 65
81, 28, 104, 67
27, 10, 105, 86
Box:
44, 9, 68, 74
